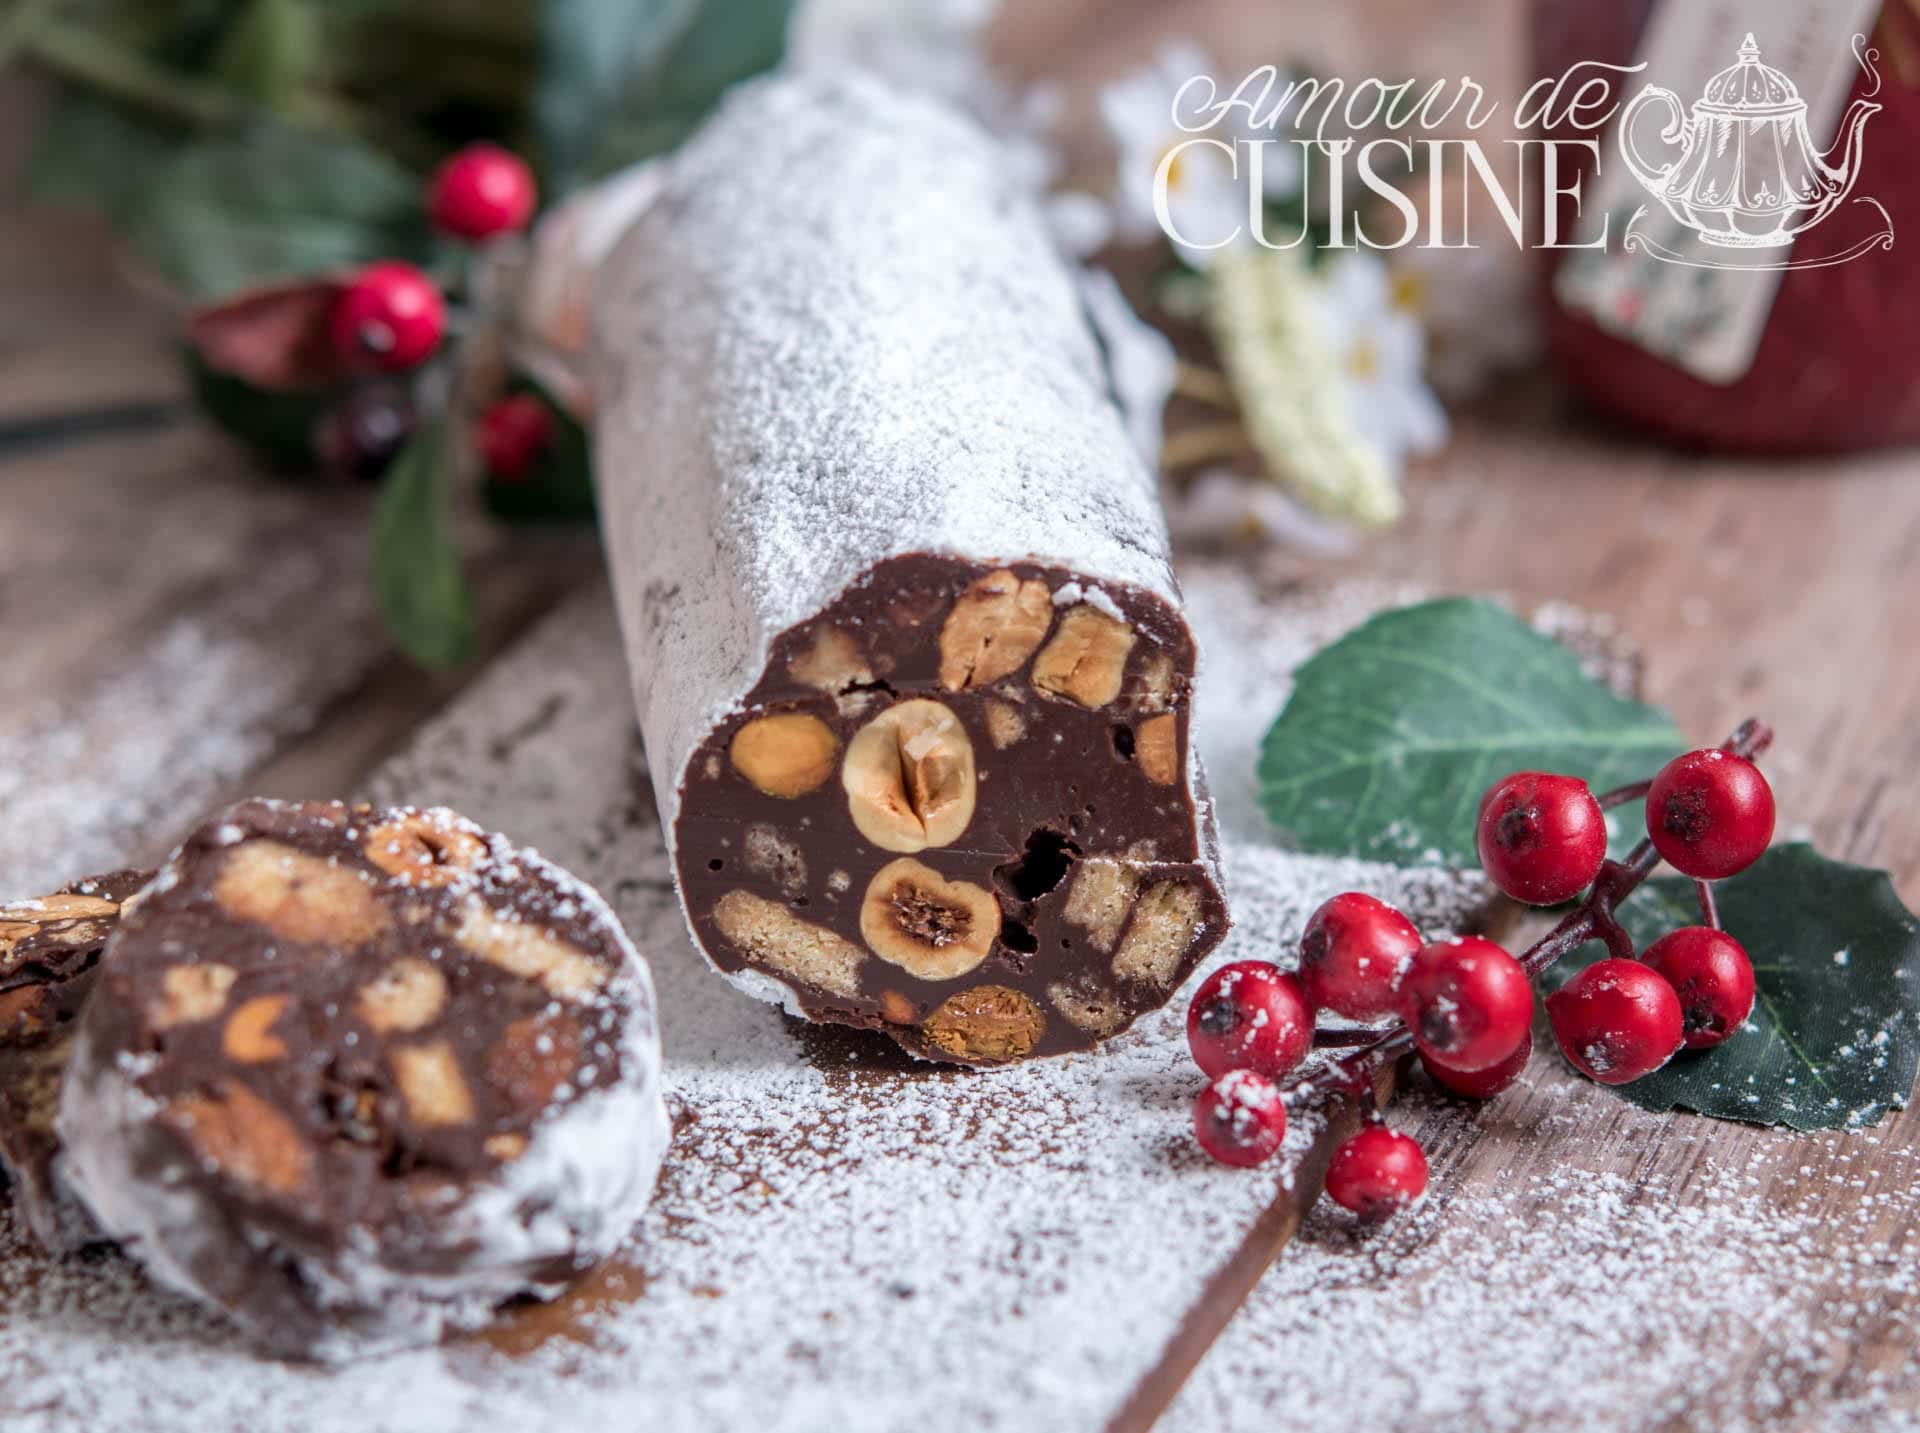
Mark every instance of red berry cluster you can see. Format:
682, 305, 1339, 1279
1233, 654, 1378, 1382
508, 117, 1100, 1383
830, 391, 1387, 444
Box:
1184, 730, 1777, 1226
320, 144, 553, 481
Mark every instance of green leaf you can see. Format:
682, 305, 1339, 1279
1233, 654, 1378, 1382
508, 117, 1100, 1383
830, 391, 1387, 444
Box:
1547, 845, 1920, 1130
536, 0, 793, 193
482, 380, 596, 523
209, 0, 316, 109
371, 419, 474, 670
19, 85, 187, 225
1257, 599, 1684, 865
126, 121, 439, 299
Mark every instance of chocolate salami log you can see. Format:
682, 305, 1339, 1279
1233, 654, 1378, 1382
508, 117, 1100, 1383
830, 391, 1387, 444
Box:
594, 73, 1228, 1064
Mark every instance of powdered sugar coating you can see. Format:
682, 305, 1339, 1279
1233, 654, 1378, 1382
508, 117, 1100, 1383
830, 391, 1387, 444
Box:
593, 71, 1184, 876
53, 800, 670, 1362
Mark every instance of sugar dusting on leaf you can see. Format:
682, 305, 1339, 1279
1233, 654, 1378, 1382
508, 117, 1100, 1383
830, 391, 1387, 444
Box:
1549, 844, 1920, 1131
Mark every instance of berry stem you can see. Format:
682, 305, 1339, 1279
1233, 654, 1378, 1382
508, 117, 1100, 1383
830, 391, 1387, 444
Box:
1695, 878, 1721, 930
1283, 717, 1772, 1107
1594, 778, 1653, 811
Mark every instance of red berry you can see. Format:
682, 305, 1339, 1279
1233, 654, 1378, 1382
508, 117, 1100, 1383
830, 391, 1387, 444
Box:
1397, 936, 1533, 1074
1186, 961, 1312, 1082
478, 393, 555, 481
330, 261, 445, 372
1546, 957, 1684, 1084
1192, 1069, 1289, 1167
1639, 926, 1756, 1049
1325, 1126, 1428, 1220
1475, 771, 1607, 905
1424, 1026, 1533, 1099
1298, 892, 1422, 1020
1645, 749, 1775, 880
429, 143, 537, 240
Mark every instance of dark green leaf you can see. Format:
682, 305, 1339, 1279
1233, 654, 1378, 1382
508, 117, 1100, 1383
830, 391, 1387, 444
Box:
20, 85, 187, 225
1257, 599, 1683, 865
482, 379, 596, 523
126, 121, 439, 299
536, 0, 793, 193
371, 419, 474, 670
1547, 844, 1920, 1130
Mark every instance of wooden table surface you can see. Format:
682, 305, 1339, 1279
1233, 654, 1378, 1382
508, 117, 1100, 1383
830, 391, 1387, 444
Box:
3, 5, 1919, 1428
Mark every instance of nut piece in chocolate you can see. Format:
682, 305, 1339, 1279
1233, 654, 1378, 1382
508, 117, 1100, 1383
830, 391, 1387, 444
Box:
679, 554, 1227, 1065
54, 799, 670, 1362
0, 869, 148, 1253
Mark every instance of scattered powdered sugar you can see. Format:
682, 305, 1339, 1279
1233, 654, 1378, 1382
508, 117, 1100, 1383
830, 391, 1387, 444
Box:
0, 564, 1486, 1429
1168, 1067, 1920, 1433
0, 545, 376, 896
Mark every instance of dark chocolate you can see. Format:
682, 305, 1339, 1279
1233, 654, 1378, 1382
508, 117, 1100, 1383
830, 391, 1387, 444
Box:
0, 868, 148, 1252
677, 553, 1229, 1065
56, 799, 668, 1361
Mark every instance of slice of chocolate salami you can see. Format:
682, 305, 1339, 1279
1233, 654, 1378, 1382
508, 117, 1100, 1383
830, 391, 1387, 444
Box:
594, 72, 1228, 1064
56, 799, 669, 1361
0, 869, 148, 1252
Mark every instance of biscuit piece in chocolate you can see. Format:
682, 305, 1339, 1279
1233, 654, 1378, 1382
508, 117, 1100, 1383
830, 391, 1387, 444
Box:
0, 869, 148, 1252
56, 800, 669, 1361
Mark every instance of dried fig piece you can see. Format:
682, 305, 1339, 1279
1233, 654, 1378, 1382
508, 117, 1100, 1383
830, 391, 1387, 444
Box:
841, 699, 976, 853
1032, 604, 1137, 708
921, 986, 1044, 1064
938, 569, 1053, 690
729, 712, 839, 798
859, 859, 999, 981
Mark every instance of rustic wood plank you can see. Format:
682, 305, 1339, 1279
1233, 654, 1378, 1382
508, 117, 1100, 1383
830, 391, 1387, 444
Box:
1166, 403, 1920, 1431
0, 566, 1487, 1429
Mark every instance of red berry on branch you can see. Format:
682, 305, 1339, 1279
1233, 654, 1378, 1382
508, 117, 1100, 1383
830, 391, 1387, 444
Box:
1298, 891, 1422, 1020
1424, 1025, 1533, 1099
1325, 1126, 1428, 1220
1186, 961, 1313, 1082
1645, 749, 1775, 880
1639, 926, 1756, 1049
1192, 1069, 1289, 1168
1546, 958, 1684, 1084
330, 262, 445, 372
429, 143, 537, 240
478, 393, 555, 481
1475, 771, 1607, 905
1398, 936, 1533, 1074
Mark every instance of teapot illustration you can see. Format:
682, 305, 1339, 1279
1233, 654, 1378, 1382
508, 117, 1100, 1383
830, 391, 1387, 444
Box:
1619, 34, 1880, 248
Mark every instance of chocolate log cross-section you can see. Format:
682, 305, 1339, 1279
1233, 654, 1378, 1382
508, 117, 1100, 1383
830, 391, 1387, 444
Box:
594, 74, 1228, 1063
0, 868, 150, 1252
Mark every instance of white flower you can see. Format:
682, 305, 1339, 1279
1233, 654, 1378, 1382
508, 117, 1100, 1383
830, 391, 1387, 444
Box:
1075, 268, 1175, 463
1098, 43, 1301, 268
1310, 252, 1448, 467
